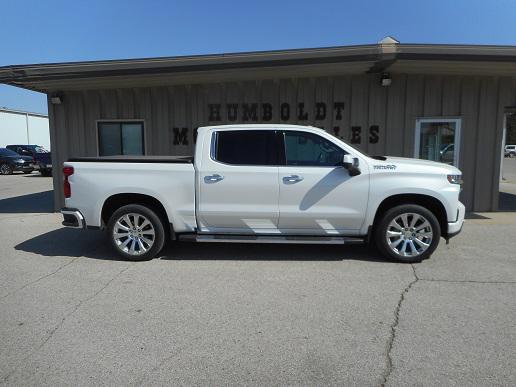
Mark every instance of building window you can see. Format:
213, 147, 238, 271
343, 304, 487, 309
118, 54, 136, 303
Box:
415, 118, 461, 167
98, 121, 144, 156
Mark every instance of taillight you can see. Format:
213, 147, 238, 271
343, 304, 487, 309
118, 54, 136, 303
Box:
63, 166, 74, 198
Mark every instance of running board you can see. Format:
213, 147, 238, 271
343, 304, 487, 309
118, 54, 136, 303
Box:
179, 234, 364, 245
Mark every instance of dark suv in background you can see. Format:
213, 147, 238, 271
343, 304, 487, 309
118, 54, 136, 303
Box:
0, 148, 35, 175
6, 145, 52, 176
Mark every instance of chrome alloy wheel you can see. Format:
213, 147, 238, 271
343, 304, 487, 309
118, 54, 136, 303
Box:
386, 213, 433, 258
112, 213, 155, 256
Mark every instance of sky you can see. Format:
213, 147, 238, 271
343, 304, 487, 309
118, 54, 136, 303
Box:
1, 0, 515, 115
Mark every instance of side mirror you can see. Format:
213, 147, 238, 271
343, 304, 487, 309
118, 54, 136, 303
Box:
341, 154, 361, 176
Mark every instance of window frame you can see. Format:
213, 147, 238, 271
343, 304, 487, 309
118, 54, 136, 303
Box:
279, 130, 348, 168
414, 117, 462, 167
96, 119, 146, 157
210, 129, 283, 167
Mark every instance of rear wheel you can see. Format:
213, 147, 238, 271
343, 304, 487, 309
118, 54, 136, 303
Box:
107, 204, 165, 261
374, 204, 441, 263
0, 163, 13, 175
41, 169, 52, 177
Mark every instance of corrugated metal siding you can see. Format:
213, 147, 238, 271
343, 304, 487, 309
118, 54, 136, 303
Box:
49, 74, 516, 212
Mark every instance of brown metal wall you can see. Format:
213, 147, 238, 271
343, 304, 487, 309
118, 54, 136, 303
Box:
48, 74, 516, 212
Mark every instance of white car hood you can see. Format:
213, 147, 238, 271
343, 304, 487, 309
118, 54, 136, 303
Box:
379, 156, 462, 174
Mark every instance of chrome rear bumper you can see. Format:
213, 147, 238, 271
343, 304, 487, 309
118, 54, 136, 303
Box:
61, 208, 85, 229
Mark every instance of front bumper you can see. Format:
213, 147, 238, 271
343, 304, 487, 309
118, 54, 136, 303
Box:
13, 163, 35, 172
61, 208, 86, 229
447, 201, 465, 238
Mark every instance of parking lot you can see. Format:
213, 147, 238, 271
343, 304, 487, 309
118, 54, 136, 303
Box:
0, 173, 515, 386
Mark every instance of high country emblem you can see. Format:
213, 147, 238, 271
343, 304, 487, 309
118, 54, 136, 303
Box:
373, 164, 397, 170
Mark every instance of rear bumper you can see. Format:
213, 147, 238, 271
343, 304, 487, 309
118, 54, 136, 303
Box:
447, 201, 465, 238
61, 208, 85, 229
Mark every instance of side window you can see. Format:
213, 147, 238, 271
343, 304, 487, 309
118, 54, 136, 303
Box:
214, 130, 279, 166
284, 131, 345, 167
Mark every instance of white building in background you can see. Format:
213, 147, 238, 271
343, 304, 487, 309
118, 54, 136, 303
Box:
0, 108, 50, 149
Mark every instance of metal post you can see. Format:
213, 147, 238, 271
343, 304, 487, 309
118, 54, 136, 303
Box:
25, 112, 30, 144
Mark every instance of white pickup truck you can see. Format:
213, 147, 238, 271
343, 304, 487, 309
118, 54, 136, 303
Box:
61, 124, 465, 263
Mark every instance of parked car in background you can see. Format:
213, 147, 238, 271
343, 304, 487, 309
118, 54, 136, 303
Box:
505, 145, 516, 158
0, 148, 35, 175
6, 144, 52, 176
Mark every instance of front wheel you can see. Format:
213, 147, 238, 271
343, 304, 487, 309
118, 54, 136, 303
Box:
0, 163, 13, 175
374, 204, 441, 263
107, 204, 165, 261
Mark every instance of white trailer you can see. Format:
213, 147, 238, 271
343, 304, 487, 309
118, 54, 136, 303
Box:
0, 108, 50, 149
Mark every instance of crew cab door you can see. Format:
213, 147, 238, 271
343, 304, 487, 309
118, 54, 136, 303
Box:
197, 129, 281, 233
277, 130, 369, 234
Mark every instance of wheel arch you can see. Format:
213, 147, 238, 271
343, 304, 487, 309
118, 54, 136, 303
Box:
101, 193, 174, 239
371, 193, 448, 237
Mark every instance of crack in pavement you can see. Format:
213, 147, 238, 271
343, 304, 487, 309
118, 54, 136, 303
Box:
0, 264, 131, 384
418, 278, 516, 284
0, 257, 81, 301
379, 264, 514, 387
380, 264, 419, 387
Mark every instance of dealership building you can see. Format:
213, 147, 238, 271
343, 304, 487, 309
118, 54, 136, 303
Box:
1, 37, 515, 211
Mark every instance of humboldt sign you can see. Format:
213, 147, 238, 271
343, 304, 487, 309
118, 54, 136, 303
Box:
171, 102, 380, 146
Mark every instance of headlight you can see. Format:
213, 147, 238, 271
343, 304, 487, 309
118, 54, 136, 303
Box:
447, 174, 463, 185
15, 159, 25, 163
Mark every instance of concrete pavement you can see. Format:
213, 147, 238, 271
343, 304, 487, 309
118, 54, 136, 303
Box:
0, 173, 515, 386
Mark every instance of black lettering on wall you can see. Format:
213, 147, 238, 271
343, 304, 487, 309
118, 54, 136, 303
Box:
369, 125, 379, 144
297, 103, 308, 120
227, 104, 238, 121
334, 102, 345, 120
173, 127, 189, 145
315, 102, 326, 120
208, 104, 221, 121
351, 126, 361, 144
280, 103, 290, 121
262, 103, 272, 121
242, 103, 258, 121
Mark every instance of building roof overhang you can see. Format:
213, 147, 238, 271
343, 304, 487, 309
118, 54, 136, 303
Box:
1, 42, 516, 93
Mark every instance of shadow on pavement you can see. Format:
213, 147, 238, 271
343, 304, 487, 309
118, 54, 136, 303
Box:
499, 191, 516, 212
0, 190, 54, 213
15, 227, 388, 263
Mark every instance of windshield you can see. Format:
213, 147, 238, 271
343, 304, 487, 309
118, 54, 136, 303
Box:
325, 130, 371, 157
27, 145, 49, 153
0, 148, 20, 157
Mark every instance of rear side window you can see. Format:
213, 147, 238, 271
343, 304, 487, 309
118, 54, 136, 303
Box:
283, 131, 346, 167
213, 130, 279, 166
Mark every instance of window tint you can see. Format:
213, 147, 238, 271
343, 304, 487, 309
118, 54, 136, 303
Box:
98, 122, 144, 156
284, 131, 345, 166
214, 130, 279, 166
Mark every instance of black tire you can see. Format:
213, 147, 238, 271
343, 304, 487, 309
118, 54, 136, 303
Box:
40, 169, 52, 177
374, 204, 441, 263
107, 204, 165, 261
0, 163, 13, 175
23, 171, 32, 174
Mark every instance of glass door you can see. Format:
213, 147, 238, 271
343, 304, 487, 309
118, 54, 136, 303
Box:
415, 118, 461, 167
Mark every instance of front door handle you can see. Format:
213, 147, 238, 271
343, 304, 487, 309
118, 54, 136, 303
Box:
283, 175, 304, 183
204, 174, 224, 183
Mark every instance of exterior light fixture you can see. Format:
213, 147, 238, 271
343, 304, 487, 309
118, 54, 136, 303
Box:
50, 96, 62, 104
380, 73, 392, 87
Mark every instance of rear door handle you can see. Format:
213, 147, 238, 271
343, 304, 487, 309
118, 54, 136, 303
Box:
283, 175, 304, 183
204, 174, 224, 183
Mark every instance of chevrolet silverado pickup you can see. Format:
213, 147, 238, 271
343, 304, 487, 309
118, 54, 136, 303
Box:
61, 124, 465, 263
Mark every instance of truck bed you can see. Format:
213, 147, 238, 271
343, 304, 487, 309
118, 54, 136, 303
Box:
68, 156, 193, 163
